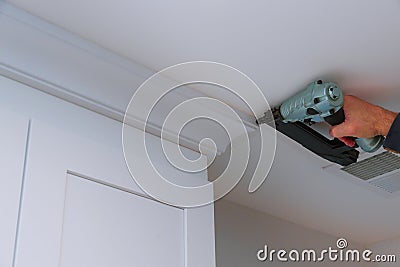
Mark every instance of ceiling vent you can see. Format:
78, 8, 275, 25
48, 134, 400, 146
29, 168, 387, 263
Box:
324, 149, 400, 197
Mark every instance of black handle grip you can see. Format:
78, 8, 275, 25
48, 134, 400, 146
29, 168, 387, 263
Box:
324, 108, 345, 126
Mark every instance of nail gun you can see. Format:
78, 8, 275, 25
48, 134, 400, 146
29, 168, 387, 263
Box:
256, 80, 384, 166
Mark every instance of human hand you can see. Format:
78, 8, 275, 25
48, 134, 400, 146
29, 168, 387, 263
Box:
329, 95, 397, 147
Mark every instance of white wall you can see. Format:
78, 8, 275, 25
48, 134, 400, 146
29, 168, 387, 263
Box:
214, 200, 367, 266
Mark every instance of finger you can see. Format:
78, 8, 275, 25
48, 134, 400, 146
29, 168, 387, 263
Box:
338, 137, 356, 147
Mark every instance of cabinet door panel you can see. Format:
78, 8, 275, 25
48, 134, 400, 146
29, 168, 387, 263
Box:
15, 119, 215, 267
0, 111, 29, 267
60, 174, 184, 267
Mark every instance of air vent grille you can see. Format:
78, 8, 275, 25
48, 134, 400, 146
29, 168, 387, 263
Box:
341, 151, 400, 180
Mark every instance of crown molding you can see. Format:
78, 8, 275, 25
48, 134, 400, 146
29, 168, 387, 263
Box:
0, 2, 258, 156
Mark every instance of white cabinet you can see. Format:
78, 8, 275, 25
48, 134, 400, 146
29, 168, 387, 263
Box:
0, 111, 29, 267
0, 8, 216, 265
12, 119, 214, 267
0, 76, 215, 267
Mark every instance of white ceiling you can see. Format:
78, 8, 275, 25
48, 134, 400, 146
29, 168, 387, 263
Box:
8, 0, 400, 105
6, 0, 400, 245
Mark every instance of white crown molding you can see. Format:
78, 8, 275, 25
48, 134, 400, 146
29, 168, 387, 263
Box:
0, 2, 258, 156
0, 2, 155, 78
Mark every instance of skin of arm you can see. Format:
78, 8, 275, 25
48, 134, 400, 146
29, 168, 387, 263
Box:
329, 95, 398, 147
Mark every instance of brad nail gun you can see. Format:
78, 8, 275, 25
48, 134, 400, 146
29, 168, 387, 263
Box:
256, 80, 384, 166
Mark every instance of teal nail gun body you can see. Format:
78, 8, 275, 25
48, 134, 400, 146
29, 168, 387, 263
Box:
257, 80, 384, 166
